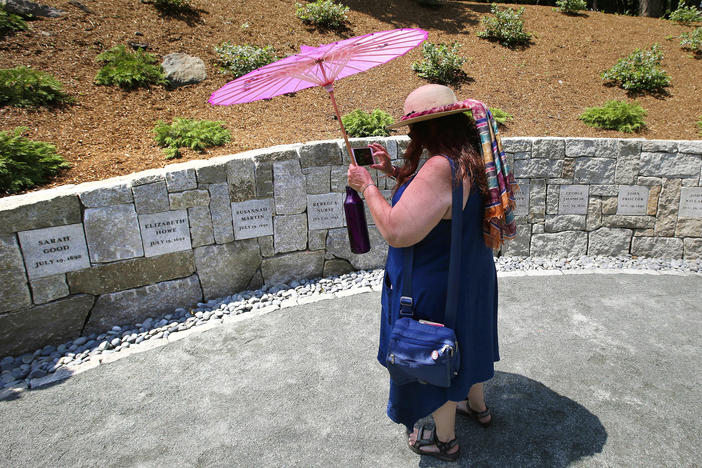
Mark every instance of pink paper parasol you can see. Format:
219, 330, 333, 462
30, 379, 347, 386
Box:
209, 28, 428, 164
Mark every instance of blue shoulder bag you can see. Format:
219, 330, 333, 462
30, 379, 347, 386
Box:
385, 158, 463, 388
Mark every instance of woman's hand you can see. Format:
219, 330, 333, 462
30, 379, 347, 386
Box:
369, 143, 394, 177
347, 164, 374, 193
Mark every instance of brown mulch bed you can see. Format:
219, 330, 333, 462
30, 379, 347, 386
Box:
1, 0, 700, 193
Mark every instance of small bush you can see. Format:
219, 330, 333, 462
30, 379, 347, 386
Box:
0, 6, 26, 37
668, 4, 701, 25
295, 0, 349, 29
680, 27, 702, 54
697, 116, 702, 135
0, 127, 70, 194
153, 118, 231, 159
601, 44, 670, 92
0, 66, 74, 108
411, 42, 467, 85
341, 109, 394, 137
579, 100, 647, 133
94, 45, 166, 89
477, 4, 531, 47
153, 0, 191, 11
556, 0, 587, 14
489, 107, 513, 125
215, 43, 278, 78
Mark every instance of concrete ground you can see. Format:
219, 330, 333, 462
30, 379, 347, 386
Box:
1, 272, 700, 467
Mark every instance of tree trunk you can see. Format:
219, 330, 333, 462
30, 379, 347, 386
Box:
639, 0, 666, 17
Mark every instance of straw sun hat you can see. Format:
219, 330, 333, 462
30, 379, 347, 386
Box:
386, 84, 473, 130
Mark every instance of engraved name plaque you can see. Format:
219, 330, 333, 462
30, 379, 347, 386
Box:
679, 187, 702, 218
232, 198, 274, 240
617, 185, 649, 215
559, 185, 589, 215
18, 223, 91, 279
514, 184, 530, 215
307, 193, 345, 230
139, 210, 191, 257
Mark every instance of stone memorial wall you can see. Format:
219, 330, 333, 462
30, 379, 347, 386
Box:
0, 136, 700, 355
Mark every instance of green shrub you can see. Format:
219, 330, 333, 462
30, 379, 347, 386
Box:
153, 0, 191, 11
698, 115, 702, 135
153, 118, 231, 159
579, 100, 647, 133
0, 66, 73, 108
477, 4, 531, 47
411, 42, 467, 85
0, 6, 26, 37
295, 0, 349, 28
489, 107, 513, 125
94, 45, 166, 89
341, 109, 394, 137
0, 127, 70, 194
680, 27, 702, 54
556, 0, 587, 14
215, 43, 278, 78
601, 44, 670, 92
668, 4, 701, 25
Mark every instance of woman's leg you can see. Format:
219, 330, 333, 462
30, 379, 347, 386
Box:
456, 382, 492, 424
408, 401, 459, 455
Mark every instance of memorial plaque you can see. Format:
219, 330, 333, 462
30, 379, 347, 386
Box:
232, 198, 274, 240
514, 184, 530, 215
18, 223, 90, 279
679, 187, 702, 218
307, 193, 345, 230
138, 210, 191, 257
617, 185, 649, 215
558, 185, 589, 215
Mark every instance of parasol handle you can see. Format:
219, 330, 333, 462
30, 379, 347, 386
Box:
324, 84, 357, 166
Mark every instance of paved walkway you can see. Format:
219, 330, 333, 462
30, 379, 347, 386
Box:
1, 272, 700, 467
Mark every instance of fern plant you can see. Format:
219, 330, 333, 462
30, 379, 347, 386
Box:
601, 44, 670, 92
214, 43, 278, 78
579, 100, 647, 133
0, 127, 71, 194
477, 4, 531, 47
668, 4, 701, 25
153, 118, 231, 159
0, 6, 26, 37
556, 0, 587, 14
0, 66, 74, 108
680, 27, 702, 54
341, 109, 394, 137
296, 0, 349, 29
489, 107, 513, 125
411, 42, 467, 85
95, 45, 166, 89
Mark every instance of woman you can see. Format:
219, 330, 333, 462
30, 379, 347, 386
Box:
347, 84, 517, 461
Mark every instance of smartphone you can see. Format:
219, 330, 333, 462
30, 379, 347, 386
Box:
352, 146, 374, 166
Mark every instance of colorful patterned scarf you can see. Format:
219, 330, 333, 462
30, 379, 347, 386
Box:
400, 99, 519, 248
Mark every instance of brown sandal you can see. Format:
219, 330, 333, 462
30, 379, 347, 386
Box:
407, 424, 460, 462
456, 401, 492, 427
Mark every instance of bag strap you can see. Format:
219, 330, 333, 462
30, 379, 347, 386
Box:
400, 156, 464, 330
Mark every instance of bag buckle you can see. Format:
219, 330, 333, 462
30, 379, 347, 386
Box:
399, 296, 413, 317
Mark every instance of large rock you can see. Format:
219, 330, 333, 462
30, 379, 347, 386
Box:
84, 204, 144, 263
545, 215, 586, 233
299, 141, 342, 168
654, 178, 681, 236
641, 140, 677, 153
29, 274, 69, 304
76, 180, 133, 207
326, 226, 387, 270
169, 189, 210, 210
603, 215, 656, 229
0, 294, 94, 357
565, 138, 617, 158
530, 231, 587, 257
631, 237, 683, 259
208, 183, 235, 244
261, 251, 325, 285
161, 53, 207, 87
84, 275, 202, 334
1, 0, 65, 17
502, 225, 530, 256
639, 152, 701, 177
0, 234, 31, 313
588, 228, 633, 256
193, 240, 261, 299
676, 218, 702, 237
66, 250, 195, 295
274, 214, 307, 253
502, 137, 533, 153
227, 157, 256, 202
132, 181, 169, 214
573, 158, 616, 184
188, 207, 214, 247
303, 166, 331, 194
683, 238, 702, 259
323, 258, 354, 277
615, 155, 639, 184
514, 159, 563, 178
532, 138, 565, 159
273, 160, 306, 214
0, 188, 80, 234
165, 167, 197, 192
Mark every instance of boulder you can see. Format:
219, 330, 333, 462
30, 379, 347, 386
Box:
161, 53, 207, 87
1, 0, 65, 17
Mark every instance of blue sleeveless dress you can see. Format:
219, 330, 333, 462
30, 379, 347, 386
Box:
377, 163, 500, 430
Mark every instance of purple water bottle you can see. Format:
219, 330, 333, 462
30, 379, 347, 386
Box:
344, 186, 371, 254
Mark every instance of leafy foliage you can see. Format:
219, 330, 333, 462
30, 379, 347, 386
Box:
556, 0, 587, 14
94, 45, 166, 89
0, 6, 26, 37
341, 109, 394, 137
477, 4, 531, 47
0, 128, 70, 194
411, 42, 467, 85
668, 4, 701, 25
698, 115, 702, 135
489, 107, 513, 125
680, 27, 702, 54
579, 100, 647, 133
601, 44, 670, 92
0, 66, 74, 108
295, 0, 349, 29
153, 118, 231, 159
214, 43, 278, 78
152, 0, 192, 12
